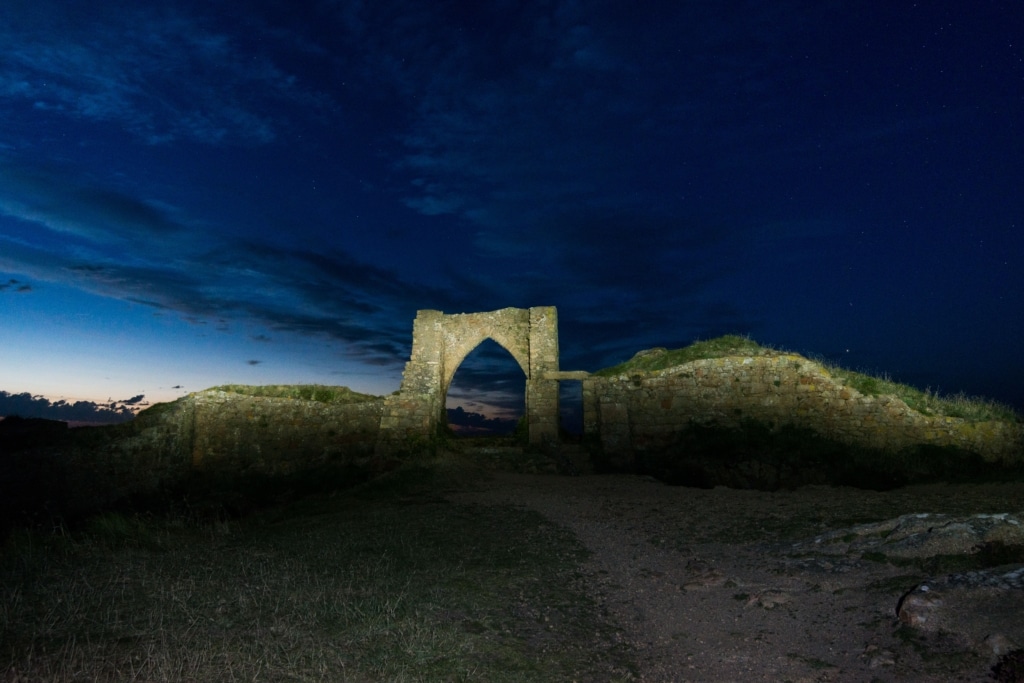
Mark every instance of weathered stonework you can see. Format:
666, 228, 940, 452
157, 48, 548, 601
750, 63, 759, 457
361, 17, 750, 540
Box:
376, 307, 562, 453
47, 390, 384, 516
7, 309, 1023, 527
583, 352, 1024, 469
189, 390, 382, 475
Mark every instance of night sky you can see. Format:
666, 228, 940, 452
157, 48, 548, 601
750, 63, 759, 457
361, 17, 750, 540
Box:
1, 1, 1022, 426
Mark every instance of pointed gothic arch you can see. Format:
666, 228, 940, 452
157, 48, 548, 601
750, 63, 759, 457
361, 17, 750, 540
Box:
444, 337, 526, 435
441, 333, 530, 405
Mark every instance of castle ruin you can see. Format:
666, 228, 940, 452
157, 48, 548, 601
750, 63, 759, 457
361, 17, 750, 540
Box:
375, 307, 587, 454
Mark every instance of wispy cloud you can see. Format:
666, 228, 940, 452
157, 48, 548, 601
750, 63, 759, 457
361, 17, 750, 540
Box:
326, 1, 825, 355
0, 161, 185, 243
0, 390, 144, 423
380, 1, 816, 238
0, 278, 31, 293
0, 156, 467, 366
445, 406, 518, 435
0, 1, 332, 145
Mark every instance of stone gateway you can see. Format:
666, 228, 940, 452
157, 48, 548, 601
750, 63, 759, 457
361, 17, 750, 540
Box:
375, 307, 569, 454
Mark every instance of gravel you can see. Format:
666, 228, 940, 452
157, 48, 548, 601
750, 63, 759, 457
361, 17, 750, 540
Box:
448, 472, 1024, 682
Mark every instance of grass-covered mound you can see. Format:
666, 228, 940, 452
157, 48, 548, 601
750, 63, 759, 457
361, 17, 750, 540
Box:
208, 384, 379, 403
593, 336, 1023, 489
596, 335, 1020, 423
594, 335, 767, 377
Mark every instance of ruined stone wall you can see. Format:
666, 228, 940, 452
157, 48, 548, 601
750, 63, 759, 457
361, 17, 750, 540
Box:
60, 397, 197, 515
19, 341, 1024, 521
55, 390, 383, 513
527, 306, 560, 443
437, 308, 532, 393
584, 353, 1024, 466
189, 390, 382, 475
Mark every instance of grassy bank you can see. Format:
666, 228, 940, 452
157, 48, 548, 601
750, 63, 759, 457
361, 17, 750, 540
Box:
0, 462, 633, 682
595, 335, 1020, 423
207, 384, 380, 403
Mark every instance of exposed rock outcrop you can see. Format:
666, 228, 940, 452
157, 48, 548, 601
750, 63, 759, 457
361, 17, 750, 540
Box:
792, 511, 1024, 660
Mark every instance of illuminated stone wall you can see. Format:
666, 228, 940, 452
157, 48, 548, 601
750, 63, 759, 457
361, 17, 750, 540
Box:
188, 390, 382, 474
30, 324, 1024, 520
376, 306, 560, 454
583, 353, 1024, 468
53, 389, 384, 516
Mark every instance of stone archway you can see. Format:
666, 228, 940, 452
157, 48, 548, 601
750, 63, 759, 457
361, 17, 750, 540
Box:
376, 307, 561, 454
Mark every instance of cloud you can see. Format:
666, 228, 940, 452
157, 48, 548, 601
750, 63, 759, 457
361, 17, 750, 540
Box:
444, 339, 528, 420
445, 406, 518, 436
0, 161, 186, 243
0, 0, 832, 384
0, 0, 334, 145
315, 2, 818, 356
0, 156, 474, 367
0, 390, 143, 424
382, 1, 811, 237
0, 231, 421, 369
0, 278, 30, 293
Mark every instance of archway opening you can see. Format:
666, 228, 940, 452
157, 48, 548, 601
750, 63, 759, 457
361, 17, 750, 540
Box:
445, 338, 525, 437
559, 380, 583, 441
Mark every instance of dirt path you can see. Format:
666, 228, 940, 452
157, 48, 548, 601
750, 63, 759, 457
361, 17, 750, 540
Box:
448, 472, 1024, 682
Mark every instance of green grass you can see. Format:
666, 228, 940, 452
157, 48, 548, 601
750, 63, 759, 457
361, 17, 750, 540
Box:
207, 384, 380, 403
593, 334, 1021, 423
822, 366, 1020, 422
0, 462, 634, 682
593, 334, 768, 377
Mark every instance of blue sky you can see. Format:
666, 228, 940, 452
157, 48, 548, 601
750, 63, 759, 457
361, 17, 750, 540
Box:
1, 0, 1022, 425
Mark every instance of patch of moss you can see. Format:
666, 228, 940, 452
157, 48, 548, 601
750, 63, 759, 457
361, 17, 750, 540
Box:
867, 574, 925, 594
209, 384, 379, 403
861, 551, 889, 564
859, 541, 1024, 576
593, 335, 767, 377
134, 400, 180, 418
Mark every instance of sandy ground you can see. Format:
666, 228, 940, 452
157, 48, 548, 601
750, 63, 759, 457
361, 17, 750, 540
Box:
448, 472, 1024, 682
